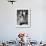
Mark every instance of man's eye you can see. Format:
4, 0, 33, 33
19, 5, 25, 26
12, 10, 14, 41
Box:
19, 16, 21, 17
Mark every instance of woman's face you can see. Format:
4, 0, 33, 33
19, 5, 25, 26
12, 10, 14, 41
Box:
23, 12, 25, 16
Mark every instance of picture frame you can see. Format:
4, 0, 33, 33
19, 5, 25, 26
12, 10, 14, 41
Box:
16, 8, 31, 28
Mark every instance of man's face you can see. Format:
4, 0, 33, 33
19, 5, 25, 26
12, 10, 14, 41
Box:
19, 11, 22, 16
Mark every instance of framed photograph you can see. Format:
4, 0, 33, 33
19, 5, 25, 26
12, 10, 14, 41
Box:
16, 8, 31, 28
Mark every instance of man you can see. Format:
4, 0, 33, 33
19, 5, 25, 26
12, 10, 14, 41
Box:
17, 11, 25, 25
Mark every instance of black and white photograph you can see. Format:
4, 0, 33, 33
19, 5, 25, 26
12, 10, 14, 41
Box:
16, 8, 31, 28
17, 10, 28, 25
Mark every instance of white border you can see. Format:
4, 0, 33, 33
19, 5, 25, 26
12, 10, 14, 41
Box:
16, 8, 31, 28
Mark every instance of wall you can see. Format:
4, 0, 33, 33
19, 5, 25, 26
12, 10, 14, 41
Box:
0, 0, 46, 41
